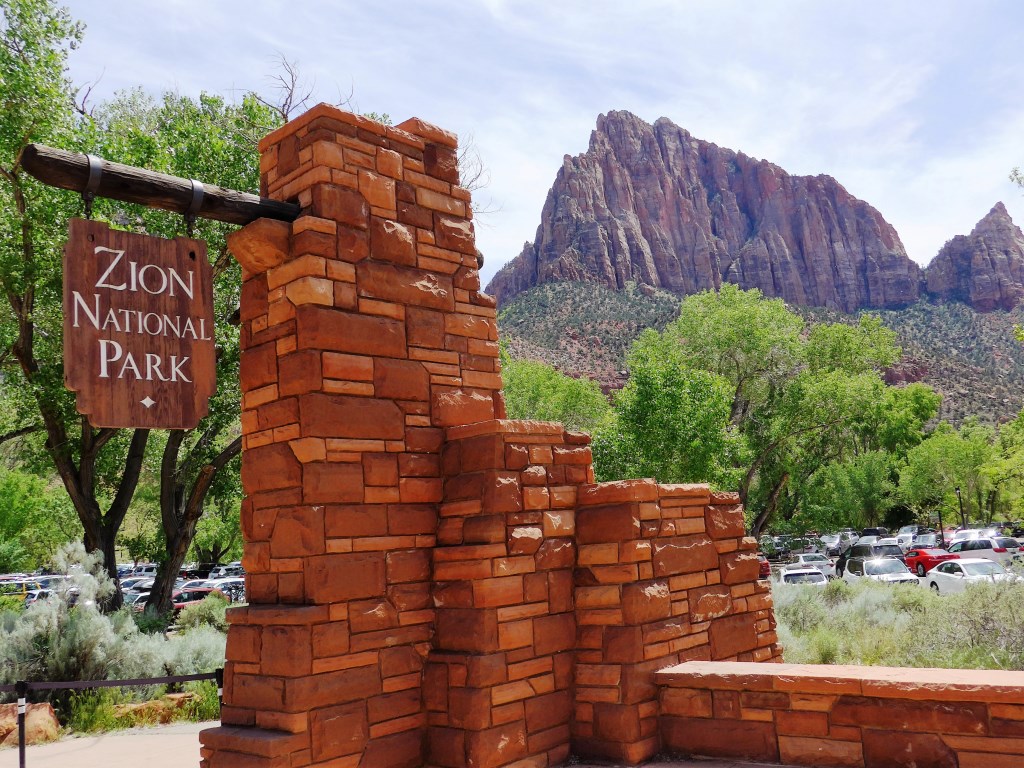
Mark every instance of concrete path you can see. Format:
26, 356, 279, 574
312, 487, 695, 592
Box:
0, 721, 210, 768
1, 722, 796, 768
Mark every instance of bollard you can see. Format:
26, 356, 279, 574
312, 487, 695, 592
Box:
16, 680, 27, 768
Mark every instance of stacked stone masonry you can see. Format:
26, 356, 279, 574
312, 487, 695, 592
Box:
657, 661, 1024, 768
199, 105, 780, 768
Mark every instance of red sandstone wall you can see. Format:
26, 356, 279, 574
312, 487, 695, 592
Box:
200, 105, 781, 768
657, 661, 1024, 768
572, 480, 780, 764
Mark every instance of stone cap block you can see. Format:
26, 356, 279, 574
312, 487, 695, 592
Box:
199, 725, 307, 757
258, 103, 388, 152
396, 116, 459, 148
659, 483, 711, 500
656, 661, 1024, 703
579, 479, 659, 506
446, 418, 566, 441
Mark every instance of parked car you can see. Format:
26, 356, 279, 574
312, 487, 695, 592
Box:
124, 591, 150, 610
904, 547, 959, 577
203, 577, 245, 602
873, 538, 907, 562
927, 558, 1017, 593
843, 557, 918, 585
949, 529, 984, 546
911, 533, 943, 549
788, 537, 820, 555
839, 540, 888, 577
896, 525, 933, 551
856, 535, 880, 549
130, 563, 158, 577
777, 567, 828, 586
23, 589, 51, 607
861, 527, 889, 538
207, 563, 244, 580
120, 576, 150, 592
757, 554, 771, 579
172, 587, 222, 614
946, 537, 1021, 566
789, 553, 836, 579
0, 579, 42, 600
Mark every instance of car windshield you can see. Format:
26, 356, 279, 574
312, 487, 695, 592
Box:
802, 555, 828, 562
996, 538, 1019, 549
783, 572, 825, 584
873, 545, 903, 557
962, 561, 1005, 577
866, 560, 909, 576
821, 535, 839, 544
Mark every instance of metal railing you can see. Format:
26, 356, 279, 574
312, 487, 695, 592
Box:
0, 668, 223, 768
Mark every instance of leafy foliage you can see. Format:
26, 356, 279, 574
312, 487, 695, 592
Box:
775, 579, 1024, 670
501, 353, 611, 433
592, 329, 741, 486
0, 543, 225, 713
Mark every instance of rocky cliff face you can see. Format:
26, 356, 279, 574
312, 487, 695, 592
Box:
488, 111, 921, 312
924, 203, 1024, 312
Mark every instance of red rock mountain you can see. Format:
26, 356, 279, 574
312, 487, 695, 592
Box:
924, 203, 1024, 312
487, 111, 922, 312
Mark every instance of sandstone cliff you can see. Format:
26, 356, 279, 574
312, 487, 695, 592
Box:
924, 202, 1024, 312
488, 111, 921, 312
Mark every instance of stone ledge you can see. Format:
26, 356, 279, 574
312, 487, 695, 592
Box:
656, 661, 1024, 703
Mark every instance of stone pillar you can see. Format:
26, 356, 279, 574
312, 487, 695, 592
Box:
571, 480, 781, 765
424, 421, 590, 767
200, 105, 502, 768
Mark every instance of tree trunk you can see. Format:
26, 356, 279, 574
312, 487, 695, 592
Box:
750, 473, 790, 538
147, 435, 242, 615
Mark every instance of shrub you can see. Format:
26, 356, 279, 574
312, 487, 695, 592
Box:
774, 578, 1024, 670
0, 543, 226, 724
175, 593, 229, 632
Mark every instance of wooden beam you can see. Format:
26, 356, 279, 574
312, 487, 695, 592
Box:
19, 143, 300, 226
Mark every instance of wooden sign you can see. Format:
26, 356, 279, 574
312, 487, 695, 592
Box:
63, 219, 216, 429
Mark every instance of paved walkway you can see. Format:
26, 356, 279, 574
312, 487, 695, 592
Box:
1, 722, 795, 768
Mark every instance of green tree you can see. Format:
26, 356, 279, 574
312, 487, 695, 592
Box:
0, 1, 150, 602
665, 284, 804, 423
591, 329, 741, 486
501, 355, 611, 433
899, 421, 997, 526
0, 1, 275, 613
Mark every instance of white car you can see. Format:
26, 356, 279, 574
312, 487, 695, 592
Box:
843, 557, 918, 585
948, 529, 984, 546
945, 536, 1021, 566
789, 553, 836, 579
776, 567, 828, 586
927, 558, 1017, 594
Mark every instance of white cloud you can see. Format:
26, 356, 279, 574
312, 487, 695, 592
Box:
61, 0, 1024, 283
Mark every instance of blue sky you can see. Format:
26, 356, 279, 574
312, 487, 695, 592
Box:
62, 0, 1024, 286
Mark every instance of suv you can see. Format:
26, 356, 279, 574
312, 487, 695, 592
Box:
837, 541, 903, 577
843, 557, 918, 585
946, 536, 1021, 566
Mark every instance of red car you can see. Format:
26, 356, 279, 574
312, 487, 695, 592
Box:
172, 587, 222, 614
758, 553, 771, 579
904, 547, 959, 577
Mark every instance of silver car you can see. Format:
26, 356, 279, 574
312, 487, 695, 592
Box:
790, 553, 836, 579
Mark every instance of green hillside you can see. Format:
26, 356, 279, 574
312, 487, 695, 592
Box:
497, 281, 1024, 424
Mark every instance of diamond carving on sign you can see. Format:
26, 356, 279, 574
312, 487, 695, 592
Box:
140, 396, 156, 409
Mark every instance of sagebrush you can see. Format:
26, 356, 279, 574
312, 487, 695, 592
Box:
0, 543, 226, 724
774, 578, 1024, 669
